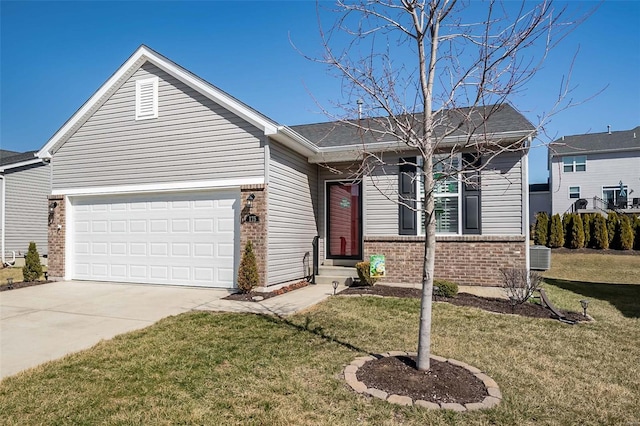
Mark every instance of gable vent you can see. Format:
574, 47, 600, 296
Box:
135, 77, 158, 120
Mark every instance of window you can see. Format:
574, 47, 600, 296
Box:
417, 155, 461, 235
135, 77, 158, 120
569, 186, 580, 199
562, 155, 586, 172
603, 185, 628, 208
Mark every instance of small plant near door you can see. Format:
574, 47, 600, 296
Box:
237, 240, 259, 293
354, 261, 378, 286
22, 242, 43, 282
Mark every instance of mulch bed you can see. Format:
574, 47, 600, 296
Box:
357, 355, 487, 404
0, 280, 51, 292
341, 285, 588, 322
223, 280, 309, 302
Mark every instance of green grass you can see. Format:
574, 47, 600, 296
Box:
1, 253, 639, 425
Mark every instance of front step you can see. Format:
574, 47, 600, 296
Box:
315, 266, 358, 286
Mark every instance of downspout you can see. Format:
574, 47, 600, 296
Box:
1, 175, 5, 265
523, 136, 532, 273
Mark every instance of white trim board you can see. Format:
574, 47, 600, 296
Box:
53, 177, 264, 196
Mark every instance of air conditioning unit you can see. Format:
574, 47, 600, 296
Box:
530, 245, 551, 271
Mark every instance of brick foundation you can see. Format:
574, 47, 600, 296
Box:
239, 185, 268, 286
364, 235, 527, 287
47, 195, 66, 280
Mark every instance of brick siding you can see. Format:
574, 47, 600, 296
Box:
364, 235, 527, 286
239, 185, 268, 286
47, 195, 66, 280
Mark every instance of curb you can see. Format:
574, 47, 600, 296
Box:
343, 352, 502, 411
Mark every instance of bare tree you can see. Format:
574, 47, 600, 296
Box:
305, 0, 588, 371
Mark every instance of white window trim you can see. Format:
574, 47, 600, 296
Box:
568, 186, 581, 199
135, 77, 159, 120
562, 155, 586, 173
416, 154, 462, 236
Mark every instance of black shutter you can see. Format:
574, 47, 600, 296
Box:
462, 153, 481, 235
399, 157, 417, 235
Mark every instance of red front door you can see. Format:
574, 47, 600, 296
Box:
326, 182, 362, 259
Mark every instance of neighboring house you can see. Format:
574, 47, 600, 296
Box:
0, 150, 51, 265
529, 183, 551, 224
37, 45, 535, 289
549, 126, 640, 215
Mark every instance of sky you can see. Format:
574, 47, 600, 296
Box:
1, 1, 639, 184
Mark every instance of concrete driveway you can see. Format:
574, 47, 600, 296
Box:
0, 281, 230, 380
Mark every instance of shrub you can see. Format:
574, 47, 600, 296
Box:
500, 268, 543, 304
237, 240, 259, 293
433, 279, 458, 297
562, 213, 572, 248
569, 213, 585, 249
618, 215, 634, 250
548, 214, 564, 248
534, 212, 549, 246
633, 216, 640, 250
22, 242, 43, 282
607, 211, 619, 249
355, 261, 379, 286
582, 214, 592, 248
592, 214, 609, 249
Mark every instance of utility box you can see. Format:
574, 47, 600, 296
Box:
530, 245, 551, 271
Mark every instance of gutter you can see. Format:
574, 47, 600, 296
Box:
0, 157, 43, 173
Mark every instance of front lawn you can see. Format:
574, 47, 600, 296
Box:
2, 273, 639, 425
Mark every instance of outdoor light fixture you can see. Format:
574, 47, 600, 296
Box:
7, 278, 13, 289
433, 285, 440, 301
246, 193, 255, 210
48, 201, 57, 213
580, 299, 590, 318
332, 280, 339, 295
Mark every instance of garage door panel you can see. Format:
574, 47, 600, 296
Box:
72, 190, 238, 288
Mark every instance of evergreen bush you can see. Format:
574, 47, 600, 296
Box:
618, 215, 634, 250
633, 216, 640, 250
237, 240, 259, 293
548, 214, 564, 248
569, 213, 585, 249
582, 214, 592, 248
534, 212, 549, 246
22, 242, 43, 282
592, 215, 609, 250
433, 279, 458, 297
562, 213, 572, 248
607, 211, 619, 249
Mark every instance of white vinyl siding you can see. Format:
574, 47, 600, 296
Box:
135, 77, 158, 120
52, 63, 265, 190
3, 163, 51, 256
267, 141, 318, 285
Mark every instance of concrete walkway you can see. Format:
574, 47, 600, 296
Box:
0, 280, 335, 380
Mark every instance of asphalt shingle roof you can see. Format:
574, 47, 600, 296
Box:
290, 103, 535, 147
549, 126, 640, 156
0, 150, 38, 168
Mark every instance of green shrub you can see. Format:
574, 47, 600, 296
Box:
582, 214, 592, 248
569, 213, 585, 249
433, 279, 458, 297
618, 215, 634, 250
237, 240, 259, 293
22, 242, 43, 282
633, 216, 640, 250
562, 213, 572, 248
355, 261, 379, 286
592, 215, 609, 250
534, 212, 549, 246
607, 211, 619, 249
548, 214, 564, 248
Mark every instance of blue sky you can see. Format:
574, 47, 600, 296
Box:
1, 1, 639, 184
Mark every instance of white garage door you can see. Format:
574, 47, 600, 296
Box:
71, 190, 239, 288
